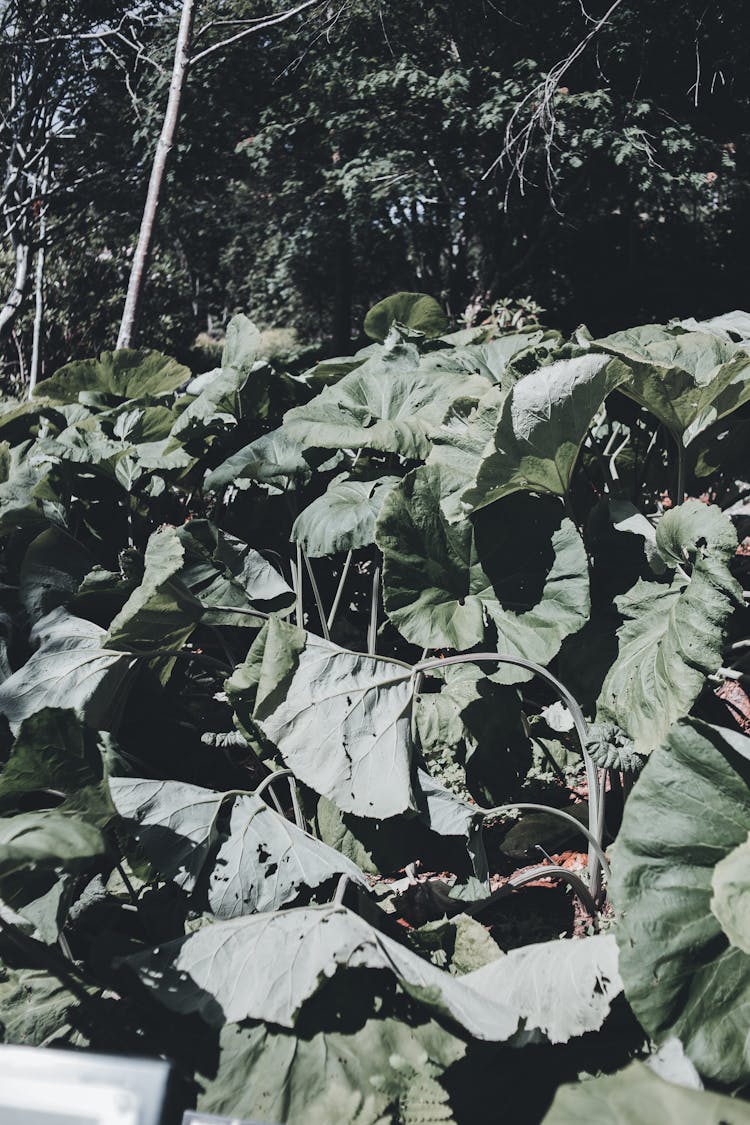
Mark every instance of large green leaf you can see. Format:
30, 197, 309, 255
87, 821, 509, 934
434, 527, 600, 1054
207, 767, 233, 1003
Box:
226, 618, 416, 818
109, 776, 363, 913
221, 313, 262, 373
543, 1061, 750, 1124
177, 519, 293, 624
0, 967, 83, 1047
711, 832, 750, 955
674, 309, 750, 343
104, 527, 204, 678
462, 353, 623, 514
592, 324, 750, 443
283, 334, 490, 460
598, 501, 742, 754
210, 792, 363, 915
0, 609, 137, 731
364, 292, 448, 341
451, 329, 553, 388
199, 1017, 463, 1125
19, 527, 93, 622
110, 777, 224, 892
127, 902, 620, 1042
0, 811, 106, 896
427, 386, 507, 522
292, 474, 399, 557
204, 426, 315, 492
0, 459, 65, 538
610, 719, 750, 1084
36, 350, 190, 405
0, 709, 109, 815
0, 808, 107, 941
31, 412, 192, 489
377, 465, 589, 673
415, 663, 531, 803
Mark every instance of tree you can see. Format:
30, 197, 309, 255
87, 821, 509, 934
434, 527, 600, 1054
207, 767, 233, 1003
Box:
4, 0, 750, 385
116, 0, 333, 350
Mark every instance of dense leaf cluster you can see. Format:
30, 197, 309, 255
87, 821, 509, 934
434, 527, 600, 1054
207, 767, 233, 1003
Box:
0, 297, 748, 1121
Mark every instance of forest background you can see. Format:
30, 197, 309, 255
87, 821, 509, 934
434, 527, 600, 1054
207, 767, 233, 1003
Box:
1, 0, 748, 387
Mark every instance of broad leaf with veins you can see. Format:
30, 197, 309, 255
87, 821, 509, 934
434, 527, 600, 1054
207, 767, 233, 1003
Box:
227, 618, 416, 818
127, 901, 621, 1042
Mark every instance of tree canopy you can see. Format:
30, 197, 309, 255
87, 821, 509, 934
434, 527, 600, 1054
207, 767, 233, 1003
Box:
2, 0, 749, 376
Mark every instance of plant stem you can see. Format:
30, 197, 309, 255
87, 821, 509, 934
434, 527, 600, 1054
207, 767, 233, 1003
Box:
368, 565, 380, 655
293, 543, 304, 628
676, 436, 686, 504
327, 549, 353, 631
416, 651, 604, 899
302, 548, 330, 641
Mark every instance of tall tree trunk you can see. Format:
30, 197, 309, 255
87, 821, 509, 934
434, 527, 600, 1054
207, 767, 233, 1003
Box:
0, 235, 30, 338
116, 0, 196, 350
29, 159, 49, 397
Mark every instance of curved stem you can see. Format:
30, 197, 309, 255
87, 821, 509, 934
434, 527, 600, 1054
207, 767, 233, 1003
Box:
254, 768, 297, 798
476, 801, 610, 879
211, 603, 269, 620
508, 864, 598, 917
415, 652, 603, 897
332, 874, 350, 906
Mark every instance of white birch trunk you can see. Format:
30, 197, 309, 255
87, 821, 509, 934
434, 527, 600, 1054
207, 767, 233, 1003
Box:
116, 0, 196, 350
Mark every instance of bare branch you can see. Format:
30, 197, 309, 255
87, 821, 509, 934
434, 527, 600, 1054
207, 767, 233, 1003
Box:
482, 0, 626, 199
190, 0, 328, 66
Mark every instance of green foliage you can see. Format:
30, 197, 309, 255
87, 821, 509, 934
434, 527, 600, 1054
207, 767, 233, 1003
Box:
0, 308, 748, 1120
543, 1062, 750, 1124
610, 720, 750, 1085
364, 293, 449, 342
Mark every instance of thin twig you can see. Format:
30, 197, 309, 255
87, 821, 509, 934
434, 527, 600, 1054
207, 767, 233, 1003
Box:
190, 0, 327, 65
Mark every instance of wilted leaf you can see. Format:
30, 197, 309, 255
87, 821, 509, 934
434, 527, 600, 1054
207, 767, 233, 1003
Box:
127, 902, 620, 1044
208, 791, 363, 916
110, 776, 363, 913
